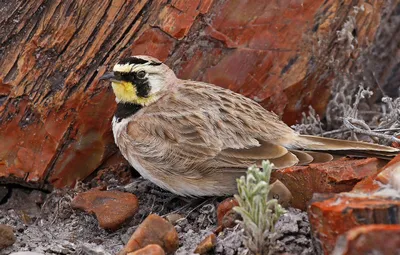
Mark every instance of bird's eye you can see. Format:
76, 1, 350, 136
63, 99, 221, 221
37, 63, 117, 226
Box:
136, 71, 146, 79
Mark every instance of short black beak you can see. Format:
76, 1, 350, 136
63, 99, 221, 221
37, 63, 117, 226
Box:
99, 72, 116, 81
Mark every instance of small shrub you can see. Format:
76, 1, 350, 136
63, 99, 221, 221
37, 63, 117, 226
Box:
233, 160, 286, 255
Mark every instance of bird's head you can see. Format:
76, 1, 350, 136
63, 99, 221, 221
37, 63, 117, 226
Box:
100, 55, 176, 105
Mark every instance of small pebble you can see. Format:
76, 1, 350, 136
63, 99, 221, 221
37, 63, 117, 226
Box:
0, 224, 16, 249
194, 233, 217, 254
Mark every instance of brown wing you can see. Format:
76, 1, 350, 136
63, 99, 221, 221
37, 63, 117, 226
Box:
125, 81, 298, 179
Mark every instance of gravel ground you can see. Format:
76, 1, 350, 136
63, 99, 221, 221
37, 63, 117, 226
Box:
0, 180, 313, 255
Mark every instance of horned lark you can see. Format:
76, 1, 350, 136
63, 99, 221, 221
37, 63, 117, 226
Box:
100, 55, 399, 196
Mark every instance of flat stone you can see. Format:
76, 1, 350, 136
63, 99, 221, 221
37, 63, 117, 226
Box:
71, 189, 138, 231
332, 225, 400, 255
119, 214, 179, 255
308, 193, 400, 254
272, 158, 382, 210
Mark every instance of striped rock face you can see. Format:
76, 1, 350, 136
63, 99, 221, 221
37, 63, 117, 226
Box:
0, 0, 391, 187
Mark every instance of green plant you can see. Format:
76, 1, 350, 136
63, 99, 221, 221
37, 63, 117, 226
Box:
233, 160, 286, 255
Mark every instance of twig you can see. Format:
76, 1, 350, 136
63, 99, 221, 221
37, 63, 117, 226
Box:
343, 118, 400, 143
322, 128, 351, 136
348, 118, 380, 143
373, 128, 400, 132
184, 198, 215, 220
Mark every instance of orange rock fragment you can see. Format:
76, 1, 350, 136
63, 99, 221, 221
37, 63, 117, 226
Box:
127, 244, 165, 255
308, 194, 400, 254
332, 225, 400, 255
353, 154, 400, 193
272, 158, 382, 210
71, 189, 138, 231
119, 214, 179, 255
194, 233, 217, 254
376, 154, 400, 190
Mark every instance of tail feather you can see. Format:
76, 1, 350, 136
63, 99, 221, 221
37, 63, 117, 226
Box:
295, 135, 399, 159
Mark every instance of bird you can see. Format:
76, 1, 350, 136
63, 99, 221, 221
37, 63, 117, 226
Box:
100, 55, 399, 197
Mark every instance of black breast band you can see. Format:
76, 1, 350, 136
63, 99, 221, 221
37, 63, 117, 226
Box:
115, 102, 142, 122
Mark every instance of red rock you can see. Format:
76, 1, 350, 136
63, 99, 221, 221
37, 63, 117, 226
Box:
201, 0, 330, 118
353, 154, 400, 192
272, 158, 382, 210
156, 5, 197, 40
351, 174, 381, 193
119, 214, 179, 255
198, 0, 214, 14
71, 189, 138, 231
0, 99, 64, 181
48, 73, 120, 188
376, 154, 400, 188
308, 156, 400, 254
0, 224, 16, 249
194, 233, 217, 254
127, 28, 175, 62
216, 197, 238, 226
308, 193, 400, 254
171, 0, 200, 16
332, 225, 400, 255
127, 244, 165, 255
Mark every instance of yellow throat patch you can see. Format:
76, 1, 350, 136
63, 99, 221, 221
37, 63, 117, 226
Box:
111, 81, 155, 105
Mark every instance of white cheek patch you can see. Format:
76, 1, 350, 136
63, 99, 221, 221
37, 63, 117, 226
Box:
147, 76, 164, 94
113, 63, 135, 73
